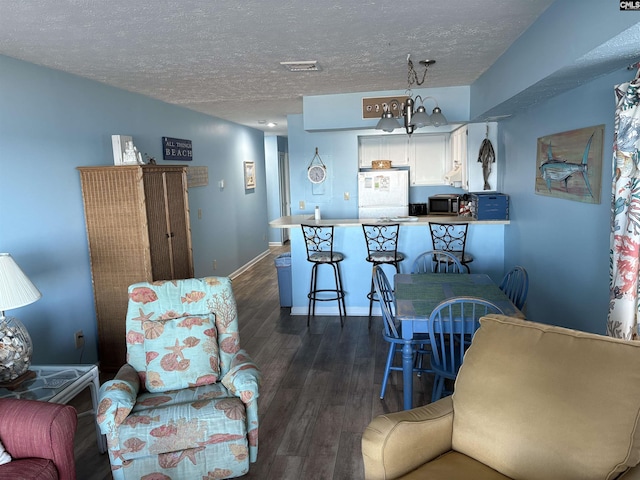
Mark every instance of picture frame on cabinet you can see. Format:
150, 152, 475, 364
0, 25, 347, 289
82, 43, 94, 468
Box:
111, 135, 133, 166
244, 161, 256, 189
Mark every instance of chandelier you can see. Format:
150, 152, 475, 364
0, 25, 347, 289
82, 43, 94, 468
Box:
375, 55, 448, 135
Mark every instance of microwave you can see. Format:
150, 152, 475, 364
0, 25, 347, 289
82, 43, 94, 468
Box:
428, 194, 460, 215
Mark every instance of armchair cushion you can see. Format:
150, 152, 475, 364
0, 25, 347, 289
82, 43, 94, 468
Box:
117, 384, 247, 461
143, 313, 219, 392
452, 315, 640, 480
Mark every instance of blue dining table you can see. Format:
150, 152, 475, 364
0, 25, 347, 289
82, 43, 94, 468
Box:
394, 273, 524, 410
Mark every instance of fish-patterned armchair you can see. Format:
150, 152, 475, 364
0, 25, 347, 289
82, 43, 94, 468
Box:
97, 277, 260, 480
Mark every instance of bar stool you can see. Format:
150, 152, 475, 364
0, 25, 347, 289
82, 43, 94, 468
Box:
362, 223, 405, 328
301, 224, 347, 327
429, 222, 473, 273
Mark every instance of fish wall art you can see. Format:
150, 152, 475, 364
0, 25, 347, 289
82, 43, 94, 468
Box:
535, 124, 604, 204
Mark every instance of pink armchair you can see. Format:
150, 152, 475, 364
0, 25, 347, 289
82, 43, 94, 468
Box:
0, 398, 78, 480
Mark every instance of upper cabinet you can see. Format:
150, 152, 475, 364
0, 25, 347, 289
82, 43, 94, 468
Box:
408, 133, 450, 186
358, 133, 450, 185
465, 122, 498, 192
358, 135, 411, 167
447, 125, 468, 188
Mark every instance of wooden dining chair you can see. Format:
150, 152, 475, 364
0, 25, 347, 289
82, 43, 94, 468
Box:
372, 266, 432, 400
499, 265, 529, 310
412, 249, 465, 274
428, 296, 504, 403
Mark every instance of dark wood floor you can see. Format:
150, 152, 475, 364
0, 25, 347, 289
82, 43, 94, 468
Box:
70, 245, 434, 479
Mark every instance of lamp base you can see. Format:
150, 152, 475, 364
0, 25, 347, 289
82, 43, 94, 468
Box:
0, 315, 34, 383
0, 369, 35, 390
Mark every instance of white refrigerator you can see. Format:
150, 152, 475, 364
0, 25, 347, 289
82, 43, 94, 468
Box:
358, 169, 409, 219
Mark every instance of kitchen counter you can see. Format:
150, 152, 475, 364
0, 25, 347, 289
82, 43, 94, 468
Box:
269, 214, 509, 228
270, 214, 509, 318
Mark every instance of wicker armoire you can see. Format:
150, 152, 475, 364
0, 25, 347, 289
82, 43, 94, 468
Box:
78, 165, 194, 371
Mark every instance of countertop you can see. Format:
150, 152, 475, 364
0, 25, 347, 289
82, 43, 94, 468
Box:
269, 214, 509, 228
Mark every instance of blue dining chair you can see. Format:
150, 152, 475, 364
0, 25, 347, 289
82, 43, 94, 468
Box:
499, 266, 529, 310
428, 296, 504, 403
412, 250, 465, 273
372, 266, 433, 400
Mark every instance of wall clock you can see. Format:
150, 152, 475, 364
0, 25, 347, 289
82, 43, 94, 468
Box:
307, 147, 327, 184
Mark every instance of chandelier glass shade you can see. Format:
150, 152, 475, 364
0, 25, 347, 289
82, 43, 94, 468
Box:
375, 103, 402, 132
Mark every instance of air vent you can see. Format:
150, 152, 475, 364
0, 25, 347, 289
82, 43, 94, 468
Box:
280, 61, 320, 72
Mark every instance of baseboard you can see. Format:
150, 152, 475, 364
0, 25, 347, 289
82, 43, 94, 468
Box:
269, 241, 285, 247
229, 249, 271, 280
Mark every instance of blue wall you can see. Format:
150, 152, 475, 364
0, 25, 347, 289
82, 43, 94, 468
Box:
0, 55, 268, 365
501, 69, 630, 334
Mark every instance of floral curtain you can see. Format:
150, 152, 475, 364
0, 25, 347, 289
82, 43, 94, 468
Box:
607, 68, 640, 339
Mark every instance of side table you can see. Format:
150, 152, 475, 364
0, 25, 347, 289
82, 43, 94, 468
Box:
0, 364, 106, 454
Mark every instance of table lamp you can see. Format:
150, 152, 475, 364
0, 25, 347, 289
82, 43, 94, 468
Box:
0, 253, 41, 384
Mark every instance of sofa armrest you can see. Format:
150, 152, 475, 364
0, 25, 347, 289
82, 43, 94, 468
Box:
97, 363, 140, 437
362, 396, 454, 480
221, 349, 261, 462
0, 398, 78, 480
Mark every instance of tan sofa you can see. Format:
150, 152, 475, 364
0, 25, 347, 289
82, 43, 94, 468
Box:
362, 315, 640, 480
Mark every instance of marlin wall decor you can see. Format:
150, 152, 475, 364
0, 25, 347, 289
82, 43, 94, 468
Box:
535, 124, 605, 204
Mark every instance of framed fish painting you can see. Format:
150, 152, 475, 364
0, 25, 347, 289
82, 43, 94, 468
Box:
535, 124, 604, 204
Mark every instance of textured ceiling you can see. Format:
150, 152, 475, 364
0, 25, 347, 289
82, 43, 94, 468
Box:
0, 1, 559, 136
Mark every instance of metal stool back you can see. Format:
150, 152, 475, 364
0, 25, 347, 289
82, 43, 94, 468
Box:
429, 222, 474, 273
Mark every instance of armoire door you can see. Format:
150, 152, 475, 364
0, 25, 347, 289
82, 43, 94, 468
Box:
143, 167, 193, 280
164, 170, 193, 279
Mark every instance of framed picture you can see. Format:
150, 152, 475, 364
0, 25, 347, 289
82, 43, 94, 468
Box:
535, 124, 604, 204
244, 161, 256, 189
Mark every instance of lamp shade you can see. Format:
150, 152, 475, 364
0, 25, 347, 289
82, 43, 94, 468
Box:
410, 105, 431, 128
0, 253, 41, 312
430, 107, 448, 127
375, 111, 401, 132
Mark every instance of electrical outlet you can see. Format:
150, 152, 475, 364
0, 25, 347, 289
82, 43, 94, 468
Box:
213, 260, 217, 271
74, 330, 85, 349
299, 201, 305, 210
344, 192, 350, 201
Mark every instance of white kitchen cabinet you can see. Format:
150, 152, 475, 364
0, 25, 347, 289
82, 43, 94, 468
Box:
358, 134, 411, 168
466, 122, 498, 192
359, 132, 450, 185
408, 133, 450, 185
442, 122, 499, 191
446, 125, 468, 188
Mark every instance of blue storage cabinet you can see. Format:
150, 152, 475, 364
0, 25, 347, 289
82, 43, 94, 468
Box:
470, 193, 509, 220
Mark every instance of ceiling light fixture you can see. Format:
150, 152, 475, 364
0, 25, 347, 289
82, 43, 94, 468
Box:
376, 55, 448, 135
